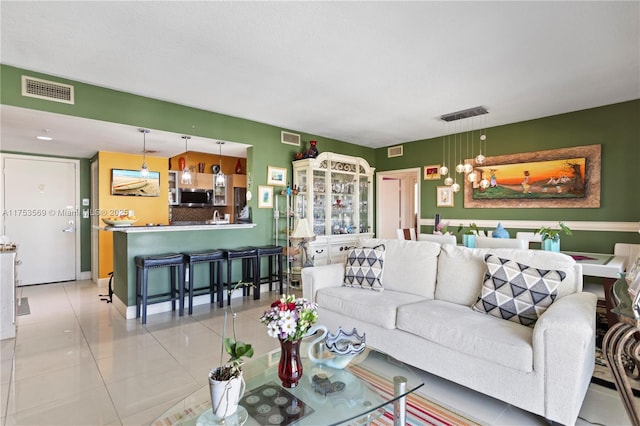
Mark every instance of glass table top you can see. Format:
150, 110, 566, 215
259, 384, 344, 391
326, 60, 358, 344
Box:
152, 346, 424, 426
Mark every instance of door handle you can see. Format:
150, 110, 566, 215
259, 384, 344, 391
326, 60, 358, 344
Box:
62, 220, 74, 233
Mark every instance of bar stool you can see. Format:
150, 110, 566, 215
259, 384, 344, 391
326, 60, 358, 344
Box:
223, 247, 259, 303
256, 245, 284, 295
183, 250, 225, 314
135, 253, 185, 325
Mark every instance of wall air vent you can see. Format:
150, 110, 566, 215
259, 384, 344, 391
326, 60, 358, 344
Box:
387, 145, 403, 158
21, 75, 75, 104
281, 131, 301, 146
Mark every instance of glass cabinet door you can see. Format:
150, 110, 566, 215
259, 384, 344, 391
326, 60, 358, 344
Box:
358, 174, 370, 233
294, 168, 308, 221
330, 171, 357, 235
312, 169, 327, 236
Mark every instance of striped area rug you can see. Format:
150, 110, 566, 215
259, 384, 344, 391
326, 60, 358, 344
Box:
349, 363, 481, 426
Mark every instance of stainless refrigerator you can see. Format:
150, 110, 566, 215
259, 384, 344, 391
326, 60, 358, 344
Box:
234, 187, 250, 223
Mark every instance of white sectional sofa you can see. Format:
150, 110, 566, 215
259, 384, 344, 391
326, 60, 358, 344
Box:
302, 238, 597, 425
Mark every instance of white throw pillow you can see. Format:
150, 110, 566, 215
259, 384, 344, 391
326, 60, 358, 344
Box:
343, 244, 385, 291
472, 253, 566, 327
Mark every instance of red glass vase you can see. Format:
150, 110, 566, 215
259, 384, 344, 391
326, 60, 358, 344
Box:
278, 339, 303, 388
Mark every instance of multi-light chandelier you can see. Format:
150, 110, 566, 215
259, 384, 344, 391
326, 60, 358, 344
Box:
440, 106, 489, 192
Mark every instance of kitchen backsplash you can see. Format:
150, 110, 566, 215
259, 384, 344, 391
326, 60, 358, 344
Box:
170, 206, 230, 223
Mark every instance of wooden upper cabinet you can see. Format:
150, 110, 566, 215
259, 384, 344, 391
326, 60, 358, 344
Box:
176, 172, 213, 190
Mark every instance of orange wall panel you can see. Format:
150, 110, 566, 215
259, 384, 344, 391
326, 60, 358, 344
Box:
97, 151, 169, 278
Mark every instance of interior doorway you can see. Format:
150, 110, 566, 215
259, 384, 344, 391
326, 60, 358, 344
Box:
376, 168, 420, 239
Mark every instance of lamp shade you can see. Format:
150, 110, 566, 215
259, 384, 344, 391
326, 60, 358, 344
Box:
291, 219, 315, 239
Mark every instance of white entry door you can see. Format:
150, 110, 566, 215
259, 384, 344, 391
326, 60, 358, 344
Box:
3, 156, 78, 285
377, 178, 401, 239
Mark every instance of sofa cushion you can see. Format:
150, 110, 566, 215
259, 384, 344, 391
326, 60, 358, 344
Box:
357, 238, 440, 298
316, 286, 426, 329
435, 245, 581, 306
472, 254, 566, 327
343, 244, 385, 291
397, 299, 534, 372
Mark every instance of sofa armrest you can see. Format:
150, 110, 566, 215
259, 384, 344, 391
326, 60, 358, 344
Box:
532, 291, 597, 424
302, 263, 345, 303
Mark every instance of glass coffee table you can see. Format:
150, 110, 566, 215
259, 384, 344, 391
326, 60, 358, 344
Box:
153, 347, 423, 426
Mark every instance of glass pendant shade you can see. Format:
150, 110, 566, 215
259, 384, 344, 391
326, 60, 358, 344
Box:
181, 135, 192, 185
467, 171, 477, 182
444, 176, 453, 186
451, 182, 461, 192
480, 178, 490, 189
140, 129, 150, 177
439, 165, 448, 176
475, 154, 485, 164
215, 141, 226, 187
463, 163, 473, 173
455, 163, 464, 174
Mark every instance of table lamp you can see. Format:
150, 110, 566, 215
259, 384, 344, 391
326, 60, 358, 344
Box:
291, 219, 316, 268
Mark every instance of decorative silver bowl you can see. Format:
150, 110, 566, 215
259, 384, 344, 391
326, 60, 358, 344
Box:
307, 325, 366, 369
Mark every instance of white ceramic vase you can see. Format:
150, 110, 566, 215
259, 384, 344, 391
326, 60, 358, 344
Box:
208, 369, 245, 419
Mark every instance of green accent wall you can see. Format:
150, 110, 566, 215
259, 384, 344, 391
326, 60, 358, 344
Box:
374, 100, 640, 252
1, 64, 374, 272
2, 64, 638, 260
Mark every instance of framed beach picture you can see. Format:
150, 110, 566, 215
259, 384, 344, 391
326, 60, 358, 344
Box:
267, 166, 287, 186
258, 185, 273, 208
111, 169, 160, 197
424, 165, 441, 180
436, 186, 454, 207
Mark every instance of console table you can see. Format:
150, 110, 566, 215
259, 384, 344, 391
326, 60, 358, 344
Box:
563, 251, 626, 327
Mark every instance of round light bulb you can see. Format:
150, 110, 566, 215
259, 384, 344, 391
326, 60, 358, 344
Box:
467, 172, 477, 182
452, 183, 461, 192
480, 134, 486, 141
439, 165, 448, 175
463, 163, 473, 173
455, 163, 464, 173
444, 177, 453, 186
140, 163, 149, 177
475, 154, 485, 164
480, 179, 490, 189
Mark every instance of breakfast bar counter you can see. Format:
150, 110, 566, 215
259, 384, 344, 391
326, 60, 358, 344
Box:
107, 222, 258, 319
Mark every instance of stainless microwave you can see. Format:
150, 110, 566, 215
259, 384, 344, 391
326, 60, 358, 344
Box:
178, 189, 213, 207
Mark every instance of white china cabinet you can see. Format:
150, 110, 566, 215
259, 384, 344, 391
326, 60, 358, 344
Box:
293, 152, 374, 266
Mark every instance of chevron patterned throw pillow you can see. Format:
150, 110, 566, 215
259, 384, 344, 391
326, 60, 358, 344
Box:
343, 244, 386, 291
472, 253, 566, 327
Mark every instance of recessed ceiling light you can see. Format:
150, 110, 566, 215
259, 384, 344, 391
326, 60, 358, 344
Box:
36, 129, 52, 141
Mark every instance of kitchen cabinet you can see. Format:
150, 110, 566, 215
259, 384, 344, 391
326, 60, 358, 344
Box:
293, 152, 374, 266
213, 174, 227, 206
228, 174, 247, 222
177, 172, 213, 190
168, 171, 179, 205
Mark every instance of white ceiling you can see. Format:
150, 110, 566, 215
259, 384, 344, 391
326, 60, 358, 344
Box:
1, 1, 638, 159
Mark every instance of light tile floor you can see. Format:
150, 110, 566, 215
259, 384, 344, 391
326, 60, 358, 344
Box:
0, 280, 631, 425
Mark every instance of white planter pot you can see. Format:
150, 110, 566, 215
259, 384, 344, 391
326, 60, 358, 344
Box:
209, 369, 245, 419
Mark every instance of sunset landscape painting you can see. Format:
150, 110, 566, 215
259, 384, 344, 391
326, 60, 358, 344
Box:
472, 157, 587, 199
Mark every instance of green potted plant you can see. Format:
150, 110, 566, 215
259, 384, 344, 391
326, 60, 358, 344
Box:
208, 282, 254, 419
535, 221, 572, 252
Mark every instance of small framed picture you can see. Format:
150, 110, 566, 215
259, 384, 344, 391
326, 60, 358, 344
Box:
267, 166, 287, 186
424, 165, 441, 180
436, 186, 454, 207
258, 185, 273, 208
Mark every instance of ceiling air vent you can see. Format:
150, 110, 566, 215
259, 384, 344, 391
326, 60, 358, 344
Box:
281, 131, 301, 146
21, 75, 74, 104
387, 145, 403, 158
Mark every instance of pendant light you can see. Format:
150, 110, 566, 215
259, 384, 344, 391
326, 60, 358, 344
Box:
439, 123, 448, 176
139, 129, 150, 177
215, 141, 226, 187
181, 136, 192, 184
463, 128, 473, 174
444, 133, 453, 186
